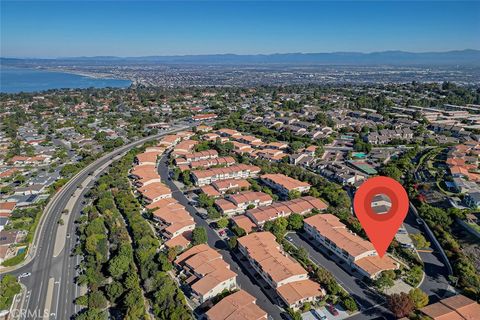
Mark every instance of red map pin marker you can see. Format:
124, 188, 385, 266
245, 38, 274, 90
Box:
353, 176, 409, 257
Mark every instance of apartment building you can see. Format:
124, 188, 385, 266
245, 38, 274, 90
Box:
304, 214, 398, 279
175, 244, 237, 303
261, 174, 311, 196
234, 134, 264, 147
191, 164, 261, 186
205, 290, 268, 320
150, 198, 195, 241
366, 128, 414, 145
190, 156, 236, 170
215, 191, 273, 215
319, 163, 366, 186
129, 165, 161, 187
252, 149, 288, 162
135, 151, 160, 166
137, 182, 172, 203
172, 139, 198, 157
237, 232, 324, 310
158, 134, 181, 148
217, 128, 242, 138
185, 149, 219, 163
0, 202, 16, 217
246, 196, 327, 227
231, 141, 255, 154
192, 113, 218, 121
420, 294, 480, 320
212, 179, 251, 194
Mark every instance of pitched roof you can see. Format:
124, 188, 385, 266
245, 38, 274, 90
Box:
137, 182, 171, 201
276, 280, 324, 306
212, 179, 251, 191
192, 164, 260, 179
227, 191, 272, 205
247, 196, 327, 225
205, 290, 267, 320
304, 214, 374, 257
237, 232, 307, 284
261, 173, 310, 191
231, 215, 256, 234
421, 294, 480, 320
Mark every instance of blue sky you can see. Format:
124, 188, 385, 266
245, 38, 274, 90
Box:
1, 1, 479, 58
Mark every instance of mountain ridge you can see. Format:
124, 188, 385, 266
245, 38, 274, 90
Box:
2, 49, 479, 65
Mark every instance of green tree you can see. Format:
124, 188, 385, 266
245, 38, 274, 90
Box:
0, 274, 21, 310
108, 251, 131, 279
288, 190, 301, 200
198, 193, 214, 208
410, 233, 430, 249
264, 217, 288, 239
192, 227, 208, 245
216, 217, 229, 229
409, 288, 429, 309
106, 281, 125, 303
88, 290, 108, 309
343, 296, 358, 312
290, 141, 304, 153
375, 270, 396, 291
287, 213, 304, 230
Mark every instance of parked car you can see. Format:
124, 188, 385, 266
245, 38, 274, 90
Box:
312, 310, 328, 320
327, 304, 339, 316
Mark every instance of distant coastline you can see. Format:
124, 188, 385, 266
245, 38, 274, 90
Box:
0, 66, 132, 93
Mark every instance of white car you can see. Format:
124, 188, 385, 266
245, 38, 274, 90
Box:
19, 272, 31, 278
312, 309, 328, 320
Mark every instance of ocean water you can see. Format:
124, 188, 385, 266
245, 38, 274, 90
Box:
0, 66, 132, 93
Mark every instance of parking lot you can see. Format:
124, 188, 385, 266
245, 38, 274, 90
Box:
302, 304, 351, 320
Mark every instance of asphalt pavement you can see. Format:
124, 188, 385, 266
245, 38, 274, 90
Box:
402, 210, 453, 302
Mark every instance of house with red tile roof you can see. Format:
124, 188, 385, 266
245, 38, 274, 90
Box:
238, 232, 324, 310
192, 113, 218, 121
420, 294, 480, 320
205, 290, 268, 320
137, 182, 172, 203
215, 191, 273, 216
191, 164, 260, 186
212, 179, 251, 194
175, 244, 237, 303
304, 214, 398, 279
246, 196, 327, 226
261, 174, 311, 196
0, 202, 16, 217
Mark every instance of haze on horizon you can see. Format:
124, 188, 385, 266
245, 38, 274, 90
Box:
1, 0, 480, 58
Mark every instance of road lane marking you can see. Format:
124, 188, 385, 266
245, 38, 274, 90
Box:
43, 277, 55, 320
54, 277, 61, 319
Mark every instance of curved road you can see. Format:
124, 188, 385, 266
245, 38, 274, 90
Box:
3, 124, 189, 320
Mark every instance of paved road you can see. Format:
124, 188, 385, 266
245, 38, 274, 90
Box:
158, 154, 285, 320
402, 210, 452, 302
285, 232, 394, 320
5, 124, 189, 320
